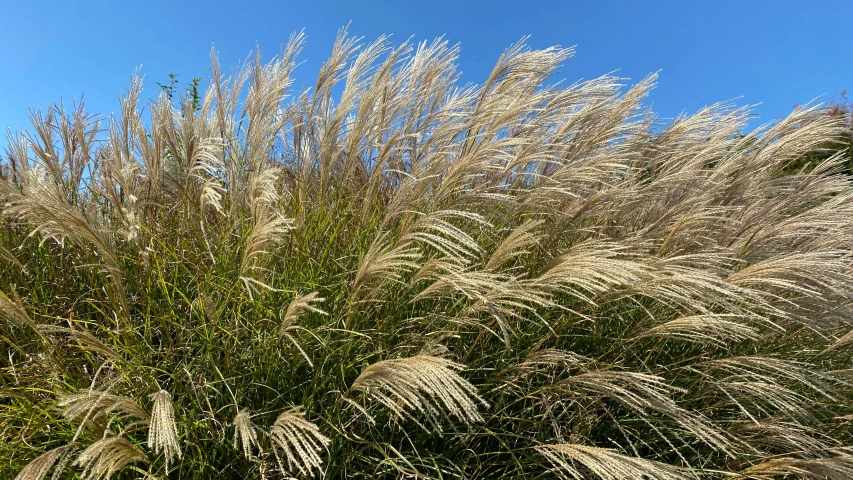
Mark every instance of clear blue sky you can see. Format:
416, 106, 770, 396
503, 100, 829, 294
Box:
1, 0, 851, 140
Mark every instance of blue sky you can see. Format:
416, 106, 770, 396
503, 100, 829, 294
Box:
1, 0, 851, 140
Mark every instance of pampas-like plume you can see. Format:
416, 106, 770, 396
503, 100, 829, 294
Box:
38, 325, 122, 361
280, 292, 326, 366
351, 235, 421, 297
281, 292, 327, 332
232, 410, 259, 459
0, 288, 36, 329
74, 436, 146, 480
269, 407, 331, 477
737, 455, 853, 480
240, 205, 293, 276
351, 355, 487, 430
397, 210, 489, 263
560, 370, 733, 452
2, 165, 128, 314
517, 349, 590, 371
536, 443, 685, 480
484, 219, 543, 270
536, 241, 647, 304
148, 390, 181, 466
732, 420, 834, 454
413, 267, 556, 345
701, 356, 837, 400
14, 444, 75, 480
58, 391, 148, 424
632, 314, 760, 347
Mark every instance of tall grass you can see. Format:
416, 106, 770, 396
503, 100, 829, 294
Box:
2, 29, 853, 479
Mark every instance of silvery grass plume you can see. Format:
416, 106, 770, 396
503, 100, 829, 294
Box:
59, 390, 149, 440
0, 288, 35, 329
13, 444, 75, 480
269, 408, 331, 477
280, 292, 326, 332
2, 26, 853, 479
1, 164, 128, 314
148, 390, 181, 466
37, 325, 123, 362
351, 355, 488, 431
280, 292, 326, 366
737, 454, 853, 480
233, 410, 260, 460
536, 443, 685, 480
74, 436, 146, 480
557, 369, 735, 454
631, 314, 761, 347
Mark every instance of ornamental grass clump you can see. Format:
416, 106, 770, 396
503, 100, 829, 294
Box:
3, 28, 853, 478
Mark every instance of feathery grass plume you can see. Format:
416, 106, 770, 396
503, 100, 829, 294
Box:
631, 314, 760, 347
826, 327, 853, 352
280, 292, 326, 366
536, 241, 648, 304
2, 165, 128, 314
37, 325, 122, 361
504, 350, 591, 393
269, 407, 331, 477
15, 102, 97, 202
188, 136, 228, 215
518, 349, 590, 370
14, 444, 75, 480
718, 380, 814, 423
351, 235, 422, 297
701, 356, 838, 400
484, 219, 543, 270
74, 436, 146, 480
397, 210, 489, 263
512, 349, 591, 380
737, 455, 853, 480
537, 443, 685, 480
240, 205, 292, 274
97, 79, 150, 244
247, 164, 284, 221
461, 277, 558, 346
726, 251, 853, 300
414, 267, 556, 345
559, 370, 734, 453
148, 390, 181, 466
622, 254, 753, 311
281, 292, 327, 332
58, 390, 148, 424
351, 355, 487, 430
232, 410, 259, 459
239, 204, 293, 294
691, 356, 843, 428
0, 288, 36, 329
731, 420, 836, 454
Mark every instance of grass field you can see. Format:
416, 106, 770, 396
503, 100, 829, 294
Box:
3, 30, 853, 479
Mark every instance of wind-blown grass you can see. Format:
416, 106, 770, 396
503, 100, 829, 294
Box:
2, 28, 853, 479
